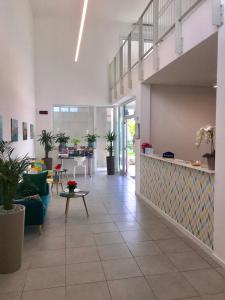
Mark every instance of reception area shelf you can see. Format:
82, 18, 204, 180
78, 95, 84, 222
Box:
140, 154, 215, 249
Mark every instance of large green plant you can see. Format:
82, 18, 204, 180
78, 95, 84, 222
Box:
38, 131, 55, 158
55, 132, 70, 145
105, 131, 117, 157
0, 141, 31, 210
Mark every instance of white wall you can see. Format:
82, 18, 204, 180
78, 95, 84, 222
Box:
150, 85, 216, 161
0, 0, 35, 157
214, 0, 225, 264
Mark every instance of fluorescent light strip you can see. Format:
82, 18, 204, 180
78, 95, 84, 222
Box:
75, 0, 88, 62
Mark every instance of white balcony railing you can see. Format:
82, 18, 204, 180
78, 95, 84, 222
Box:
109, 0, 202, 92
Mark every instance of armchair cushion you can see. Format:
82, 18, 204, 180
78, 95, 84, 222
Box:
23, 171, 48, 196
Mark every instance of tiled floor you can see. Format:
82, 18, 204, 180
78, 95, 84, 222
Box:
1, 173, 225, 300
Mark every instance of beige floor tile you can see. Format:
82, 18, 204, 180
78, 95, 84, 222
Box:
66, 262, 105, 285
86, 215, 113, 224
94, 232, 124, 245
146, 272, 198, 300
30, 249, 65, 269
24, 266, 65, 291
102, 257, 142, 280
167, 251, 210, 271
115, 221, 141, 231
202, 294, 225, 299
216, 267, 225, 278
146, 227, 177, 240
121, 230, 152, 243
66, 233, 95, 248
98, 244, 132, 260
182, 268, 225, 295
108, 277, 156, 300
127, 241, 161, 257
136, 254, 177, 275
90, 223, 118, 233
22, 287, 66, 300
0, 270, 27, 294
0, 292, 21, 300
66, 246, 100, 264
67, 282, 111, 300
156, 238, 193, 253
110, 214, 135, 222
38, 236, 65, 250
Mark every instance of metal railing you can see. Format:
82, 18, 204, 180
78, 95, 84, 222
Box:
109, 0, 202, 90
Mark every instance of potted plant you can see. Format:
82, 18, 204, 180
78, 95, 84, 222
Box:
84, 133, 99, 148
67, 180, 78, 193
55, 132, 70, 153
105, 131, 117, 175
195, 125, 215, 170
71, 138, 81, 150
38, 131, 55, 170
0, 141, 31, 273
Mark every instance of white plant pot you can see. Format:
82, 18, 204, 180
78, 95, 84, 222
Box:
0, 204, 25, 274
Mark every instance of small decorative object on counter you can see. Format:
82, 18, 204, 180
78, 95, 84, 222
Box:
67, 180, 77, 193
163, 151, 175, 158
141, 142, 152, 154
195, 124, 215, 170
191, 160, 202, 167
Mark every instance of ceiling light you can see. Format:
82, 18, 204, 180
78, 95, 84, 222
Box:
75, 0, 89, 62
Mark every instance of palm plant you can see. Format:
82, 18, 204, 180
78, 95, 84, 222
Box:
0, 141, 31, 210
105, 131, 117, 157
38, 131, 55, 158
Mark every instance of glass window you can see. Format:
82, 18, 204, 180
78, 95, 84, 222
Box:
70, 107, 78, 113
124, 101, 135, 117
53, 107, 60, 112
61, 107, 69, 112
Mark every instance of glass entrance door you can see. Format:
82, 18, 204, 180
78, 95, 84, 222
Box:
125, 117, 136, 178
118, 100, 136, 178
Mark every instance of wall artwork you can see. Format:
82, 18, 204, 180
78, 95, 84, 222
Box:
22, 122, 28, 140
0, 116, 3, 140
11, 119, 19, 142
30, 124, 34, 139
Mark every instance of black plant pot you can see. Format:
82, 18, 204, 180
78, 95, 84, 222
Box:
106, 156, 115, 175
43, 157, 53, 170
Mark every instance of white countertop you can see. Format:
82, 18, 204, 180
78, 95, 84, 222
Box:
141, 153, 215, 174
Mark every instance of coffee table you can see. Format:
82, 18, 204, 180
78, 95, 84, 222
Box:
60, 191, 89, 222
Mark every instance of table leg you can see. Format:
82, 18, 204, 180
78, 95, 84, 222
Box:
65, 197, 70, 223
82, 196, 89, 216
56, 183, 58, 195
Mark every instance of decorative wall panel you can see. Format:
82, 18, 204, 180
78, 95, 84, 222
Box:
140, 155, 214, 249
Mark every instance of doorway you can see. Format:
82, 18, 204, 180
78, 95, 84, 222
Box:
119, 100, 136, 179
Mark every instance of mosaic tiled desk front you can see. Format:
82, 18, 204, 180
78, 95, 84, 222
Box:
140, 156, 214, 249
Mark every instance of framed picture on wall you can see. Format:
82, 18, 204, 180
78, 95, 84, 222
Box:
22, 122, 28, 140
11, 119, 19, 142
30, 124, 34, 139
0, 115, 3, 140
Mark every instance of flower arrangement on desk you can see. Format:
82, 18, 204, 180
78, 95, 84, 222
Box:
141, 142, 152, 154
67, 180, 77, 193
195, 124, 215, 170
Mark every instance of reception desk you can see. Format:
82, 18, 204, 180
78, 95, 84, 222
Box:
140, 154, 215, 249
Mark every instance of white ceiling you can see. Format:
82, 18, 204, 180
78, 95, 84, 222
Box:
146, 33, 218, 87
30, 0, 150, 61
30, 0, 150, 106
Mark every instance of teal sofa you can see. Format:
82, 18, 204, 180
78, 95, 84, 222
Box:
0, 171, 50, 228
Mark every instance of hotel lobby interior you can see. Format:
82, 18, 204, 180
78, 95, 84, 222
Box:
1, 0, 225, 299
